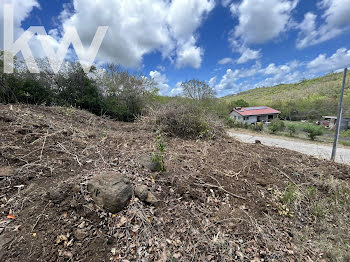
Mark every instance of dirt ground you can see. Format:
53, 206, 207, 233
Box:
1, 104, 350, 262
228, 129, 350, 165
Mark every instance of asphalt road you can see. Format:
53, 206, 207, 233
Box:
228, 129, 350, 165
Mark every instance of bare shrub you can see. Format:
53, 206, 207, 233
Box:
144, 102, 224, 139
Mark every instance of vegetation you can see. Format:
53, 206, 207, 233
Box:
228, 98, 249, 108
224, 72, 350, 121
151, 131, 166, 172
181, 79, 216, 100
303, 124, 324, 140
341, 129, 350, 137
287, 123, 297, 136
277, 175, 350, 261
268, 119, 285, 134
145, 101, 224, 139
0, 54, 157, 122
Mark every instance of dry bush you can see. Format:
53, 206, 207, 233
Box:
143, 102, 224, 139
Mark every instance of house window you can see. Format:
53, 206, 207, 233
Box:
244, 117, 248, 120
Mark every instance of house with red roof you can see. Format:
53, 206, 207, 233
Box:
230, 106, 281, 125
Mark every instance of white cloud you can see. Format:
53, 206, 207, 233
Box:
175, 37, 203, 69
218, 57, 234, 65
214, 60, 302, 95
237, 47, 261, 64
208, 76, 217, 87
307, 48, 350, 73
215, 68, 240, 92
263, 61, 299, 75
255, 70, 301, 87
56, 0, 214, 69
256, 61, 302, 87
231, 0, 298, 45
149, 70, 170, 94
321, 0, 350, 27
170, 82, 184, 96
297, 0, 350, 48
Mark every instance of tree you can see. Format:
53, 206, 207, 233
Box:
303, 125, 324, 140
98, 64, 156, 121
229, 99, 249, 109
181, 79, 216, 100
287, 124, 297, 136
268, 119, 285, 134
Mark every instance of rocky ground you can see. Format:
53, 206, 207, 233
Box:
0, 104, 350, 262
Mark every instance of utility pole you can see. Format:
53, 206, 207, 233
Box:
331, 68, 347, 161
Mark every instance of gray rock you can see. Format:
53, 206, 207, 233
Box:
135, 185, 149, 201
135, 185, 159, 205
145, 192, 158, 205
139, 154, 160, 172
88, 172, 133, 213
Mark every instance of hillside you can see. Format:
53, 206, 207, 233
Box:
1, 104, 350, 261
225, 72, 350, 120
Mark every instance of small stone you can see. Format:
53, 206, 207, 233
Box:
135, 185, 149, 201
138, 155, 160, 172
145, 192, 158, 205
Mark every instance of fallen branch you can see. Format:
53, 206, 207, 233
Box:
193, 182, 246, 200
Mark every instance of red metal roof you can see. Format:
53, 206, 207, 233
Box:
231, 106, 281, 116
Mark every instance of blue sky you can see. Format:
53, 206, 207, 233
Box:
1, 0, 350, 96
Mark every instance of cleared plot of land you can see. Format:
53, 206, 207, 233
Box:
1, 105, 350, 261
228, 129, 350, 165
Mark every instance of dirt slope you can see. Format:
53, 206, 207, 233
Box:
0, 104, 349, 262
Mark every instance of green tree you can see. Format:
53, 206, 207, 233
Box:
303, 125, 324, 140
287, 124, 297, 136
268, 119, 285, 134
229, 99, 249, 108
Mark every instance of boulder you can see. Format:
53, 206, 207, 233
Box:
88, 172, 133, 213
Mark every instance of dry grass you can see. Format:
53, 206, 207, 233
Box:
142, 102, 225, 140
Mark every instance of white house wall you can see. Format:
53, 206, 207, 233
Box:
247, 115, 257, 124
230, 111, 278, 124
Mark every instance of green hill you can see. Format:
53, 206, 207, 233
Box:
224, 72, 350, 120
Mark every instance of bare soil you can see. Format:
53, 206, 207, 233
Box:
0, 104, 349, 262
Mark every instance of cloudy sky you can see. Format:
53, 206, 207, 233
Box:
1, 0, 350, 96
